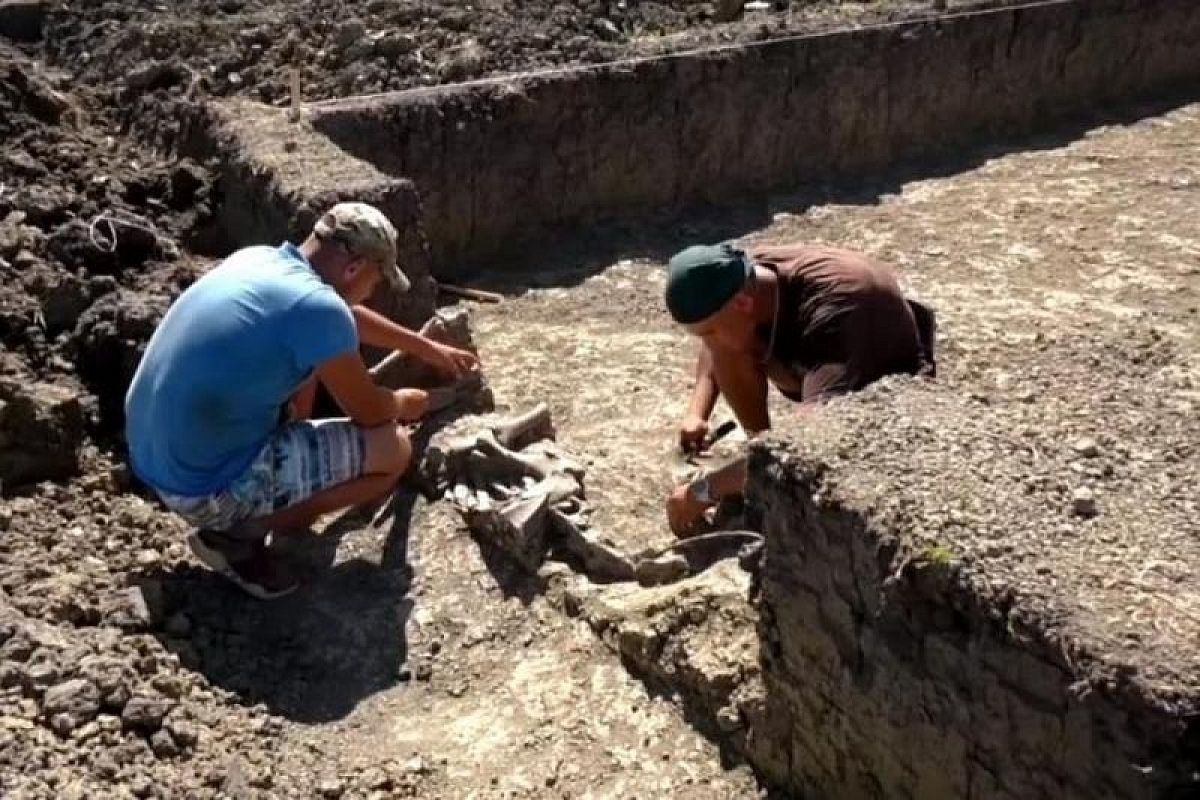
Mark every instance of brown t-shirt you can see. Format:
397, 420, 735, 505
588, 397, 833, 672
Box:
749, 243, 928, 401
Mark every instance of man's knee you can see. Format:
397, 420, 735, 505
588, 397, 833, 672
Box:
363, 424, 412, 477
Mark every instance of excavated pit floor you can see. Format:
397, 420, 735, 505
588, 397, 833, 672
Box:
240, 98, 1199, 794
4, 60, 1197, 800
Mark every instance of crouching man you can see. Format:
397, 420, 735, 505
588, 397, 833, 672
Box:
124, 202, 479, 598
663, 241, 936, 535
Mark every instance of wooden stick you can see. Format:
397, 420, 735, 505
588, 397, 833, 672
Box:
288, 67, 302, 122
368, 349, 405, 378
438, 283, 503, 304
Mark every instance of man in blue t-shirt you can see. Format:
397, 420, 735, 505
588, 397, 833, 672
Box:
125, 202, 478, 599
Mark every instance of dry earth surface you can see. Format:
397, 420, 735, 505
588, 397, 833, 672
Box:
2, 1, 1198, 798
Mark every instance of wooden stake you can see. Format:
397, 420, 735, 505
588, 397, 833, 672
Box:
438, 283, 504, 304
288, 68, 302, 122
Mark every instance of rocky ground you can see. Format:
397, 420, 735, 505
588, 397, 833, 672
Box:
35, 0, 973, 105
2, 1, 1196, 797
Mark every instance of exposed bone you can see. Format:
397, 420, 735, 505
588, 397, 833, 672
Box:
635, 553, 691, 587
491, 402, 554, 450
369, 308, 493, 412
522, 440, 584, 480
526, 472, 582, 506
369, 313, 451, 378
464, 491, 551, 570
474, 430, 552, 481
548, 509, 635, 582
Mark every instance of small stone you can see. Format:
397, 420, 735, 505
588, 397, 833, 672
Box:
150, 729, 179, 758
374, 31, 416, 58
121, 695, 170, 731
92, 754, 119, 778
25, 658, 59, 689
151, 674, 188, 699
49, 712, 77, 735
71, 720, 101, 743
318, 777, 345, 798
593, 18, 620, 40
129, 774, 154, 798
42, 678, 100, 724
165, 718, 199, 748
362, 767, 392, 790
1071, 487, 1099, 518
1071, 437, 1100, 458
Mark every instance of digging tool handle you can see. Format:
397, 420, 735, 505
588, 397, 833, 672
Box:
704, 420, 737, 450
438, 284, 504, 304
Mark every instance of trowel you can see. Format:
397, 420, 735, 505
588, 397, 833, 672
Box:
667, 419, 738, 485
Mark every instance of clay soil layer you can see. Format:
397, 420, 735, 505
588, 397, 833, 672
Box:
1, 2, 1198, 799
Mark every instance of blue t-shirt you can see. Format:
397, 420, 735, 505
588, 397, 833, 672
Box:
125, 243, 358, 497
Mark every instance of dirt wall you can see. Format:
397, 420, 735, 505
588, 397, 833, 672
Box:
747, 442, 1198, 800
309, 0, 1200, 277
134, 98, 436, 333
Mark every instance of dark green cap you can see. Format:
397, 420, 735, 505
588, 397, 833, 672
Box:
665, 242, 754, 324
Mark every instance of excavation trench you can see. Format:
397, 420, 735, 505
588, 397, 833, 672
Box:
132, 2, 1200, 797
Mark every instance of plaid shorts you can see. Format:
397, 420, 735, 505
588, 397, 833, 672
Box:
157, 419, 367, 532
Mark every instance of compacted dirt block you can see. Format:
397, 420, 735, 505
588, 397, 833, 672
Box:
0, 374, 87, 486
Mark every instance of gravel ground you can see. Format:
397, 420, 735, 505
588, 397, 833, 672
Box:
36, 0, 969, 105
2, 3, 1197, 796
473, 100, 1199, 708
754, 102, 1200, 710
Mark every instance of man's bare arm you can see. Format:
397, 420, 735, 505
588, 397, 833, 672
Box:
687, 345, 721, 422
314, 351, 402, 428
351, 305, 478, 377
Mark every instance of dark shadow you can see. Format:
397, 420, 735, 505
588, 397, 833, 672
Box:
151, 546, 413, 723
471, 534, 547, 606
145, 420, 464, 722
439, 91, 1197, 299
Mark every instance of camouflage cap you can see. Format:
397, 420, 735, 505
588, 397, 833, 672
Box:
314, 202, 411, 292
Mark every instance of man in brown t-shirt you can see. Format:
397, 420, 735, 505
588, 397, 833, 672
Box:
663, 241, 936, 535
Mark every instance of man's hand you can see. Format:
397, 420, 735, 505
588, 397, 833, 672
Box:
424, 342, 479, 379
666, 481, 713, 537
678, 414, 710, 454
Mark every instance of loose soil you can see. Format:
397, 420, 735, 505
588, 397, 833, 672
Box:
2, 3, 1197, 798
42, 1, 969, 105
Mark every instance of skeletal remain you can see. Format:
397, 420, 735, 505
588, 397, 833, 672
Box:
369, 313, 454, 378
463, 491, 552, 570
430, 406, 761, 587
491, 402, 553, 450
473, 430, 551, 480
369, 307, 492, 414
635, 553, 691, 587
548, 509, 635, 582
